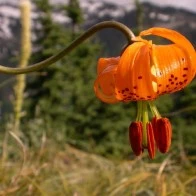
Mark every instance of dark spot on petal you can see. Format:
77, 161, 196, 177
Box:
184, 79, 188, 83
138, 76, 142, 79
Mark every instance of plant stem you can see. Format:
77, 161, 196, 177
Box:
0, 21, 135, 74
13, 0, 32, 131
142, 101, 148, 147
148, 101, 161, 118
136, 101, 142, 121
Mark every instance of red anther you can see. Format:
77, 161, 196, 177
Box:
156, 118, 172, 153
129, 121, 143, 156
147, 122, 156, 159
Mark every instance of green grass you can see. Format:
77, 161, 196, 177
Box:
0, 131, 195, 196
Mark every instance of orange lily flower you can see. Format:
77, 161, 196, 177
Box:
94, 27, 196, 159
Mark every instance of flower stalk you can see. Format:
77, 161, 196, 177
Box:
0, 21, 134, 74
13, 0, 32, 131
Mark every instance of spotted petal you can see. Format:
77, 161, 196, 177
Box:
115, 42, 157, 101
140, 27, 196, 86
151, 44, 192, 95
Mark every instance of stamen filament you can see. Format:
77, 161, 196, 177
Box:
142, 101, 148, 147
136, 101, 142, 121
148, 101, 161, 118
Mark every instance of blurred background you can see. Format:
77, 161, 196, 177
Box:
0, 0, 195, 195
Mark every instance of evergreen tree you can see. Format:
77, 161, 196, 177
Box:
24, 0, 137, 157
25, 0, 70, 123
65, 0, 83, 35
172, 79, 196, 160
135, 0, 143, 32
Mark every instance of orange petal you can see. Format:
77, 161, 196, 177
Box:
115, 42, 157, 101
151, 44, 194, 95
115, 42, 144, 101
140, 27, 194, 53
130, 43, 157, 100
140, 27, 196, 79
97, 57, 120, 74
94, 58, 119, 103
93, 84, 119, 103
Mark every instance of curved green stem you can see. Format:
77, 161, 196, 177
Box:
0, 21, 135, 74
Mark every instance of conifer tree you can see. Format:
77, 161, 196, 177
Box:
135, 0, 143, 32
25, 0, 136, 157
172, 79, 196, 159
25, 0, 70, 123
66, 0, 83, 35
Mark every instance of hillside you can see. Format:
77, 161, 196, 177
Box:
0, 1, 196, 63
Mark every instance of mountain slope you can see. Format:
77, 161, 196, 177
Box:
0, 1, 196, 63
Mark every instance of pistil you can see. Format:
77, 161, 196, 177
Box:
142, 101, 149, 147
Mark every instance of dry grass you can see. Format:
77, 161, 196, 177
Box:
0, 132, 195, 196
